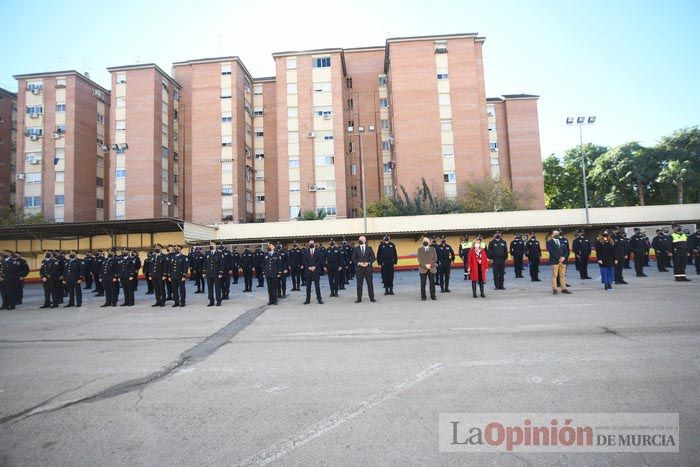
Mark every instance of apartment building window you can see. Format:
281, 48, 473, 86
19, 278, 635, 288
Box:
314, 106, 332, 118
253, 107, 263, 117
221, 65, 232, 75
320, 206, 337, 216
346, 77, 353, 88
116, 120, 126, 130
56, 103, 66, 112
116, 191, 126, 203
116, 97, 125, 108
221, 88, 232, 99
312, 57, 331, 68
255, 170, 264, 180
116, 73, 126, 84
381, 119, 390, 130
287, 107, 298, 118
255, 128, 264, 137
55, 195, 64, 206
383, 163, 392, 174
254, 151, 264, 160
96, 198, 104, 209
435, 40, 448, 53
286, 58, 297, 69
221, 162, 233, 173
348, 141, 354, 153
26, 127, 42, 136
24, 196, 41, 207
24, 153, 40, 164
287, 83, 297, 94
253, 85, 263, 95
55, 171, 65, 182
323, 134, 334, 141
161, 81, 168, 90
115, 147, 127, 155
378, 75, 387, 86
351, 163, 357, 175
438, 94, 451, 106
255, 195, 265, 202
221, 185, 233, 196
55, 124, 66, 134
315, 155, 334, 166
55, 149, 65, 161
382, 140, 391, 151
96, 177, 104, 187
97, 114, 104, 125
25, 173, 42, 183
350, 186, 357, 197
161, 168, 168, 181
442, 144, 455, 156
221, 111, 232, 123
116, 169, 126, 178
161, 146, 169, 157
441, 119, 453, 131
245, 191, 252, 202
26, 105, 43, 115
313, 82, 332, 92
443, 171, 456, 183
347, 98, 353, 110
315, 180, 335, 191
290, 206, 301, 218
221, 136, 233, 147
491, 157, 500, 167
490, 142, 499, 151
488, 123, 496, 132
288, 158, 300, 168
26, 81, 43, 92
486, 104, 495, 117
289, 181, 300, 192
56, 78, 66, 87
379, 98, 389, 108
436, 68, 449, 80
288, 132, 299, 144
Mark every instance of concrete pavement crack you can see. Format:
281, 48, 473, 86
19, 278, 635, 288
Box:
0, 305, 268, 426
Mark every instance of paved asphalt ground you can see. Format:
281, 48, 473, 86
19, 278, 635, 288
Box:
0, 264, 698, 465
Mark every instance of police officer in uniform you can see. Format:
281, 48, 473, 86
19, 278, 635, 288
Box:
241, 245, 255, 292
276, 244, 289, 299
611, 228, 628, 285
688, 227, 700, 276
629, 227, 648, 277
670, 224, 691, 281
150, 245, 167, 307
93, 251, 105, 296
82, 252, 94, 290
487, 231, 508, 290
458, 234, 473, 280
119, 251, 136, 306
342, 239, 354, 282
164, 245, 175, 301
436, 235, 455, 292
289, 243, 303, 291
0, 251, 17, 310
143, 252, 154, 294
377, 235, 398, 295
38, 252, 53, 308
231, 246, 241, 285
572, 229, 592, 279
622, 232, 632, 269
62, 250, 84, 307
192, 247, 205, 293
325, 240, 343, 297
170, 245, 189, 307
205, 241, 224, 306
651, 229, 670, 271
132, 250, 142, 291
509, 233, 526, 279
100, 249, 118, 307
48, 251, 65, 308
264, 242, 282, 305
254, 245, 265, 287
220, 244, 232, 300
525, 233, 542, 281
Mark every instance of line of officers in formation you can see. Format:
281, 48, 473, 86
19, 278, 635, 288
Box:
0, 225, 697, 311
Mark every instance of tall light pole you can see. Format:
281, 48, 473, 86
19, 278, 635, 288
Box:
566, 116, 596, 225
348, 124, 374, 234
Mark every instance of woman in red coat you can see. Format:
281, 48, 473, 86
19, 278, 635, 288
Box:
467, 240, 489, 298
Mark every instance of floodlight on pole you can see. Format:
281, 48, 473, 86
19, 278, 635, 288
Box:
566, 116, 597, 225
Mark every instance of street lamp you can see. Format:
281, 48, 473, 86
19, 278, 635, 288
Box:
566, 116, 596, 225
347, 124, 373, 235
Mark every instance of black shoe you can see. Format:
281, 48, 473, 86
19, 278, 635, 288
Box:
355, 299, 362, 303
120, 303, 128, 307
534, 278, 541, 282
620, 280, 628, 285
561, 289, 572, 294
64, 303, 74, 308
101, 303, 110, 307
444, 289, 450, 293
370, 298, 377, 302
472, 293, 478, 298
384, 290, 389, 295
552, 290, 558, 295
421, 297, 426, 301
216, 302, 221, 306
207, 302, 214, 307
681, 277, 692, 282
303, 301, 310, 305
318, 300, 324, 304
430, 296, 437, 300
641, 273, 647, 277
172, 304, 179, 307
480, 293, 485, 298
152, 303, 160, 307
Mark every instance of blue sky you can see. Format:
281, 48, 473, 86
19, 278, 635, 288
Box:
1, 0, 698, 157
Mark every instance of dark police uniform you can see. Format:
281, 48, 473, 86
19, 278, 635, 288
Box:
377, 240, 398, 294
254, 247, 265, 287
343, 242, 354, 282
143, 254, 154, 294
487, 236, 508, 290
241, 247, 255, 292
689, 231, 700, 275
277, 246, 289, 298
63, 255, 84, 307
572, 234, 592, 279
263, 249, 282, 305
509, 236, 526, 278
0, 254, 17, 310
48, 254, 64, 307
39, 255, 53, 307
150, 251, 168, 306
629, 231, 647, 277
204, 247, 224, 305
220, 246, 232, 300
193, 250, 205, 292
231, 248, 241, 285
92, 253, 104, 296
99, 254, 118, 307
458, 239, 473, 280
170, 252, 189, 307
118, 254, 136, 306
82, 254, 94, 290
526, 235, 543, 282
436, 241, 455, 292
325, 244, 344, 297
289, 245, 303, 291
611, 233, 628, 284
652, 233, 670, 271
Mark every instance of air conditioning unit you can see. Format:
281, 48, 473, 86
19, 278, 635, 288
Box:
308, 184, 317, 192
52, 133, 61, 139
31, 88, 42, 95
55, 83, 66, 89
29, 135, 39, 141
15, 173, 24, 180
306, 132, 316, 138
29, 113, 40, 119
31, 159, 41, 165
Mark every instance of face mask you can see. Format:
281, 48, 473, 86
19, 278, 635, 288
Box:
156, 249, 161, 253
309, 243, 315, 248
45, 254, 51, 259
531, 236, 535, 240
330, 242, 335, 247
267, 247, 273, 252
69, 254, 76, 258
440, 240, 446, 245
108, 254, 113, 258
423, 241, 429, 246
210, 246, 215, 250
359, 240, 365, 245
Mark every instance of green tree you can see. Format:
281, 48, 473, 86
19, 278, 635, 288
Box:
298, 209, 328, 221
365, 178, 459, 217
656, 159, 691, 204
589, 143, 659, 206
543, 144, 608, 209
458, 177, 531, 212
655, 126, 700, 204
0, 206, 45, 226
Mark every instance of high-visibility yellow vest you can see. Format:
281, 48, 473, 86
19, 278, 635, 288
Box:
460, 241, 472, 251
671, 232, 688, 245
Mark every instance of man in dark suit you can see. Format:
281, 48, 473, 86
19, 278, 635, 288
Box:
352, 235, 376, 303
302, 239, 323, 304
